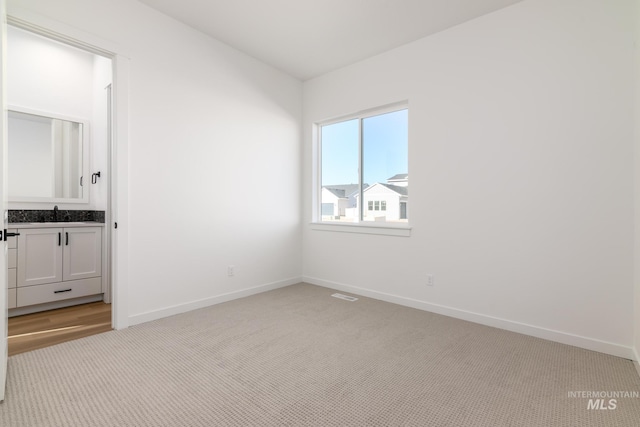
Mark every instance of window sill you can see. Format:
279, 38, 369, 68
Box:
310, 222, 411, 237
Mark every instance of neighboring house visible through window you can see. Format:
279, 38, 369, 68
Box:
319, 104, 408, 223
359, 174, 408, 221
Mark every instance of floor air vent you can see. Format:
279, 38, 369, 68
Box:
331, 293, 358, 302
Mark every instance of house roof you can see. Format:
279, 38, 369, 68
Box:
380, 183, 409, 195
323, 184, 361, 199
360, 183, 409, 196
323, 187, 346, 198
388, 173, 408, 181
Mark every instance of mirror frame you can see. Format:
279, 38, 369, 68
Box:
8, 105, 90, 204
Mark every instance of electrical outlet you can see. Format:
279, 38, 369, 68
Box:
227, 265, 235, 277
426, 274, 434, 286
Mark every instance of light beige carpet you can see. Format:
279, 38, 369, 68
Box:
1, 283, 639, 426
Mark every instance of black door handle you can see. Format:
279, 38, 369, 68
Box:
3, 229, 20, 241
54, 289, 72, 294
58, 232, 61, 246
65, 232, 69, 246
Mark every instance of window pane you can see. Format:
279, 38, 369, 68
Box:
321, 119, 359, 222
362, 109, 408, 223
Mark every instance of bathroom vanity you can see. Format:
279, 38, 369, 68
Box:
6, 107, 109, 316
7, 222, 105, 316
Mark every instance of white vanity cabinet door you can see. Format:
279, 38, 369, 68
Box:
63, 227, 102, 281
7, 268, 17, 309
8, 289, 17, 309
7, 228, 17, 308
17, 228, 63, 287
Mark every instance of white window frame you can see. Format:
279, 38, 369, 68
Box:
311, 102, 411, 237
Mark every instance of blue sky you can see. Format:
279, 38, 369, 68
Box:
321, 109, 408, 186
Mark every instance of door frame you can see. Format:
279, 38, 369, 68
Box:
5, 10, 130, 330
1, 0, 8, 403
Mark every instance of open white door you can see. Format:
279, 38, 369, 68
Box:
0, 0, 8, 403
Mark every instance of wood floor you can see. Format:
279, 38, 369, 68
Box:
8, 302, 112, 356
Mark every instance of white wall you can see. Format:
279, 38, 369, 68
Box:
303, 0, 636, 358
8, 0, 303, 323
6, 25, 110, 209
91, 55, 112, 211
7, 26, 93, 118
634, 0, 640, 367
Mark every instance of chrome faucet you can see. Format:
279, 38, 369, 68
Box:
53, 205, 58, 222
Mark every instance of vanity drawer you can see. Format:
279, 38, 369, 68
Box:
8, 268, 16, 289
8, 288, 17, 309
8, 248, 17, 269
17, 277, 102, 307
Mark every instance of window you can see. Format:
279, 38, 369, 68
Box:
366, 200, 387, 212
319, 104, 408, 224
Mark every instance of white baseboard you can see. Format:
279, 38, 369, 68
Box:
8, 294, 104, 318
303, 276, 636, 360
128, 276, 302, 326
633, 347, 640, 379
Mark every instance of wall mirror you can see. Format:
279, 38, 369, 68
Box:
8, 107, 90, 204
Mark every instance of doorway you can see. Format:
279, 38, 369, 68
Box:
5, 23, 115, 353
8, 302, 111, 356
